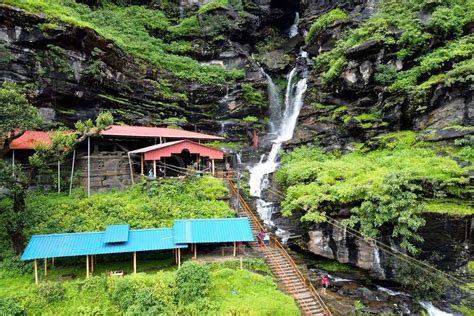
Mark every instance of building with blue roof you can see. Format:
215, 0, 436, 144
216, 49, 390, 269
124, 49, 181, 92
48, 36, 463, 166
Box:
21, 217, 254, 284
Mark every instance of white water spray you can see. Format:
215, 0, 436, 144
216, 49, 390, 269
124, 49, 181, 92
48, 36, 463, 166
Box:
288, 12, 299, 38
420, 302, 453, 316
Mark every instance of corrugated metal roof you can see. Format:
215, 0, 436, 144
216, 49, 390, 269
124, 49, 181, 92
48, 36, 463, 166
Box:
173, 218, 254, 244
9, 131, 52, 150
21, 228, 186, 260
100, 125, 224, 140
128, 140, 224, 160
104, 224, 129, 243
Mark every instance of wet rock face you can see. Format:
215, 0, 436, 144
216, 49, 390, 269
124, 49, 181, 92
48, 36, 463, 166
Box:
0, 5, 269, 140
305, 214, 473, 279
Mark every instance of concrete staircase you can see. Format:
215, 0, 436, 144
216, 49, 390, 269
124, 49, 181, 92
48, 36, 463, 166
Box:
229, 181, 330, 316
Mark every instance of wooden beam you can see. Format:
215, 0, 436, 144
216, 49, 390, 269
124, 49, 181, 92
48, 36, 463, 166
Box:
140, 154, 144, 175
233, 242, 236, 257
194, 243, 197, 259
34, 259, 38, 285
91, 255, 94, 274
86, 255, 89, 278
178, 248, 181, 267
133, 252, 137, 274
52, 257, 55, 267
69, 150, 76, 195
153, 160, 157, 178
87, 137, 91, 197
57, 160, 61, 194
211, 159, 215, 175
44, 258, 47, 277
240, 256, 243, 269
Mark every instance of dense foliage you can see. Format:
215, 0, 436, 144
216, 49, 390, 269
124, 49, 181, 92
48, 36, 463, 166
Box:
175, 261, 210, 304
313, 0, 473, 92
13, 176, 233, 239
276, 131, 472, 251
305, 8, 348, 45
4, 0, 244, 84
0, 261, 299, 315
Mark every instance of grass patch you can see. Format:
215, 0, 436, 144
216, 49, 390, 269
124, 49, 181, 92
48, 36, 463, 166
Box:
0, 259, 297, 315
312, 260, 356, 273
423, 199, 474, 216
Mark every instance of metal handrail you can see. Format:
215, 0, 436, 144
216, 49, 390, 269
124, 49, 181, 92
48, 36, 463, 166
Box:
272, 237, 332, 316
228, 182, 313, 313
228, 180, 331, 315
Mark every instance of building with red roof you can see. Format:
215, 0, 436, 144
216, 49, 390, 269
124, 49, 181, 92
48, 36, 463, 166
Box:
4, 125, 226, 193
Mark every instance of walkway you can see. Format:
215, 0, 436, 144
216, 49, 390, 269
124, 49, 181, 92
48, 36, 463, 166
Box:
228, 181, 330, 316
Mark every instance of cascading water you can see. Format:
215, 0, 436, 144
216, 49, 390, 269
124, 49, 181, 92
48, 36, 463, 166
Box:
248, 52, 308, 227
288, 12, 299, 38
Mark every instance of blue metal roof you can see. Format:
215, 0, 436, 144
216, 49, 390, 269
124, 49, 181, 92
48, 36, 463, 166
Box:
21, 218, 254, 261
21, 228, 186, 261
104, 224, 129, 243
173, 218, 254, 244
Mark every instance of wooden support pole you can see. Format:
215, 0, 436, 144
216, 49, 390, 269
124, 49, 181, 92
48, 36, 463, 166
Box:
194, 243, 197, 259
211, 159, 215, 175
52, 257, 55, 267
153, 160, 157, 178
240, 256, 243, 270
87, 137, 91, 198
178, 248, 181, 267
34, 259, 38, 285
44, 258, 47, 277
140, 154, 144, 175
233, 242, 236, 257
12, 150, 15, 177
86, 255, 89, 278
221, 247, 224, 257
57, 160, 61, 194
128, 153, 135, 185
133, 252, 137, 274
91, 255, 94, 274
69, 150, 76, 195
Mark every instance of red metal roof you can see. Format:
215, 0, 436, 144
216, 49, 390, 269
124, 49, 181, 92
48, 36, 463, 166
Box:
100, 125, 224, 140
9, 131, 52, 150
129, 140, 224, 160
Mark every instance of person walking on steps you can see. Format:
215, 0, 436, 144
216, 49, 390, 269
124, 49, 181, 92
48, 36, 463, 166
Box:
263, 231, 270, 246
321, 275, 329, 295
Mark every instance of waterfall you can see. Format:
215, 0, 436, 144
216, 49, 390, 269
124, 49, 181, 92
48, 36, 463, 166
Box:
372, 245, 386, 279
236, 152, 242, 165
420, 302, 453, 316
288, 12, 299, 38
248, 52, 308, 226
260, 69, 283, 135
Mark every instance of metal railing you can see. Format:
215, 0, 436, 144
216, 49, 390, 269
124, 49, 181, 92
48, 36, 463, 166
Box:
228, 180, 331, 316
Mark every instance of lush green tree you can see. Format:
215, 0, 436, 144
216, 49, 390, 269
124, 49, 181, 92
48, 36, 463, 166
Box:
344, 173, 426, 254
0, 82, 113, 254
176, 261, 210, 304
0, 81, 42, 140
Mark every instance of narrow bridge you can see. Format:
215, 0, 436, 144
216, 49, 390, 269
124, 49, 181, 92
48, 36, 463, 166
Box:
228, 180, 331, 316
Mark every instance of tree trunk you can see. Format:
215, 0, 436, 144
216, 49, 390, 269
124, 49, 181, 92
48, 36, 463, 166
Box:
8, 190, 27, 255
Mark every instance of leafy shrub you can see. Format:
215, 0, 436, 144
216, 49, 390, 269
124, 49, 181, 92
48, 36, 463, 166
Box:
36, 282, 66, 304
428, 6, 464, 39
0, 297, 25, 316
176, 262, 210, 304
108, 278, 138, 310
344, 173, 426, 254
375, 63, 398, 84
0, 253, 33, 276
241, 83, 266, 109
305, 9, 348, 44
